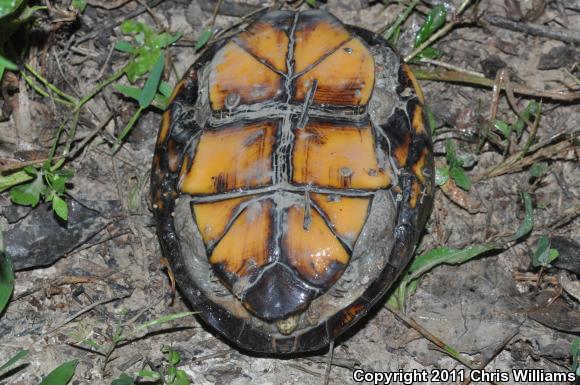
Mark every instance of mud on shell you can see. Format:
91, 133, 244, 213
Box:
151, 9, 434, 354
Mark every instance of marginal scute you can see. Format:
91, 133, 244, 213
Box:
393, 133, 411, 167
282, 203, 349, 288
209, 41, 284, 110
157, 110, 171, 145
292, 120, 391, 189
180, 121, 277, 195
412, 148, 430, 184
310, 194, 371, 247
210, 199, 274, 279
412, 103, 426, 134
402, 64, 425, 104
294, 38, 375, 106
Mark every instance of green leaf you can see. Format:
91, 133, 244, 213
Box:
137, 370, 161, 380
450, 165, 471, 190
414, 4, 447, 48
167, 348, 180, 366
417, 46, 442, 60
0, 252, 14, 315
0, 349, 28, 374
111, 373, 135, 385
132, 311, 196, 336
71, 0, 86, 12
572, 338, 580, 375
407, 243, 501, 281
52, 195, 69, 221
138, 53, 164, 108
383, 0, 420, 43
494, 119, 511, 139
435, 166, 449, 186
0, 170, 34, 193
9, 173, 44, 206
532, 236, 552, 267
445, 138, 458, 165
305, 0, 315, 6
386, 25, 400, 45
153, 32, 181, 48
0, 0, 25, 19
48, 174, 67, 194
121, 20, 141, 34
23, 165, 38, 175
195, 27, 213, 51
529, 161, 548, 178
113, 83, 141, 101
173, 370, 191, 385
113, 83, 168, 110
0, 54, 18, 71
114, 41, 134, 53
511, 192, 533, 241
386, 274, 418, 310
158, 81, 172, 98
39, 360, 78, 385
513, 101, 540, 138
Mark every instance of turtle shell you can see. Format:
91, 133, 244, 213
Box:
151, 9, 434, 353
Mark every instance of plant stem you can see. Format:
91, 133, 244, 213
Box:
382, 0, 421, 40
23, 63, 78, 104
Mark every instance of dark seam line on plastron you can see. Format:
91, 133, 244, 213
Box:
201, 193, 276, 256
372, 120, 401, 188
184, 185, 378, 204
290, 37, 354, 80
232, 39, 288, 77
308, 199, 354, 255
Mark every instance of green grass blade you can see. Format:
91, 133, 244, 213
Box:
383, 0, 421, 42
195, 27, 212, 50
38, 360, 78, 385
408, 243, 501, 281
139, 54, 164, 109
414, 4, 447, 47
0, 349, 28, 374
0, 0, 25, 19
0, 250, 14, 314
130, 311, 196, 337
511, 192, 533, 241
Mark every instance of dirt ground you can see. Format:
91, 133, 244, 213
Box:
1, 0, 579, 384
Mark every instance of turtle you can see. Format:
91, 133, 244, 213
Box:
151, 9, 434, 354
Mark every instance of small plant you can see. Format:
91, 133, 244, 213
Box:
9, 165, 74, 220
114, 20, 180, 84
435, 139, 472, 190
532, 236, 559, 268
511, 191, 534, 241
410, 4, 447, 61
112, 20, 181, 151
69, 311, 195, 371
387, 243, 500, 309
112, 346, 191, 385
529, 161, 548, 179
0, 349, 28, 381
0, 235, 14, 315
0, 0, 46, 81
38, 360, 78, 385
572, 338, 580, 377
493, 101, 540, 144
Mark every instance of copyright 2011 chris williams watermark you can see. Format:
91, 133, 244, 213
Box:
352, 368, 577, 384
